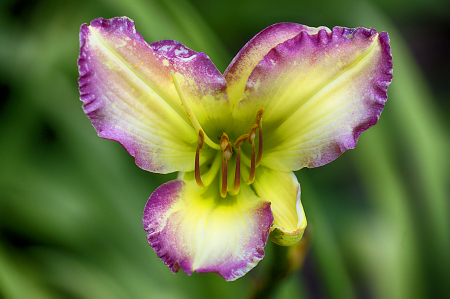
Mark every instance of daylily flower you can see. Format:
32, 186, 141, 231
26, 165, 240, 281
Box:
78, 17, 392, 281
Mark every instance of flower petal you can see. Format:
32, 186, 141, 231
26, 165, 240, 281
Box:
252, 167, 306, 246
233, 27, 393, 171
143, 179, 273, 281
224, 23, 329, 105
78, 17, 214, 173
151, 40, 232, 138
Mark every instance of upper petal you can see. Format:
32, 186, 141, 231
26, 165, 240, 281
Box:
143, 178, 273, 281
151, 40, 232, 139
78, 17, 218, 173
252, 167, 306, 246
224, 23, 329, 105
233, 26, 393, 171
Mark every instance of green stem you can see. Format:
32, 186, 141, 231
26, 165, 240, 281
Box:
248, 245, 289, 299
248, 229, 310, 299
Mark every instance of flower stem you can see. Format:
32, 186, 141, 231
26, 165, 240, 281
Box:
248, 229, 310, 299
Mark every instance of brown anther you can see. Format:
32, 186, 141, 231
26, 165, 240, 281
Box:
256, 108, 264, 167
195, 130, 205, 188
248, 124, 258, 145
223, 143, 233, 162
234, 134, 249, 148
220, 133, 230, 152
256, 108, 264, 126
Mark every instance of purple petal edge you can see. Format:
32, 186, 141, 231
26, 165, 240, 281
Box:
78, 17, 144, 87
224, 23, 311, 77
143, 180, 185, 274
320, 28, 392, 167
348, 29, 393, 149
77, 17, 148, 162
78, 17, 199, 174
143, 180, 274, 281
150, 39, 227, 98
253, 26, 392, 170
314, 28, 393, 167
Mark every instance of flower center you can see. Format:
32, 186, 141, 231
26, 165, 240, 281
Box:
171, 72, 264, 197
195, 108, 264, 197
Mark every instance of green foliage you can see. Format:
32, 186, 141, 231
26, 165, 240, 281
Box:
0, 0, 449, 298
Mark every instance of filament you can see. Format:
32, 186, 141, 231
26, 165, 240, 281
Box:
195, 130, 205, 188
231, 134, 248, 195
246, 124, 258, 184
256, 108, 264, 167
220, 133, 232, 198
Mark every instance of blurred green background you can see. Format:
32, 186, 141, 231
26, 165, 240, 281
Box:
0, 0, 449, 298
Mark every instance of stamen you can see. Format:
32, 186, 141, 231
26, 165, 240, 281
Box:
248, 124, 258, 145
221, 156, 228, 197
247, 124, 258, 184
234, 134, 249, 149
220, 133, 232, 198
256, 108, 264, 126
195, 130, 205, 188
233, 147, 241, 194
256, 108, 264, 167
171, 72, 221, 150
220, 133, 230, 152
231, 134, 249, 195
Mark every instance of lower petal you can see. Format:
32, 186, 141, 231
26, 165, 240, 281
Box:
142, 178, 273, 281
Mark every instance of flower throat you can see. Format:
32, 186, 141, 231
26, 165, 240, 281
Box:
171, 72, 263, 198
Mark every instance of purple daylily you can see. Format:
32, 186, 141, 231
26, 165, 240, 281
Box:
78, 17, 392, 281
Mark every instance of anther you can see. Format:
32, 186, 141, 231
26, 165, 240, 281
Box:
220, 133, 230, 152
234, 134, 249, 149
247, 124, 258, 184
220, 133, 232, 198
256, 108, 264, 167
195, 130, 205, 188
256, 108, 264, 125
